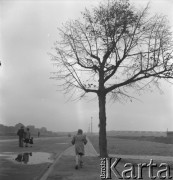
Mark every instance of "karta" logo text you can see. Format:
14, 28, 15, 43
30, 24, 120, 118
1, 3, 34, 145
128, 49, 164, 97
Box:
100, 158, 172, 179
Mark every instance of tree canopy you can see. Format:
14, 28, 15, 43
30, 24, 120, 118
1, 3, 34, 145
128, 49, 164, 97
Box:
51, 0, 173, 101
51, 0, 173, 156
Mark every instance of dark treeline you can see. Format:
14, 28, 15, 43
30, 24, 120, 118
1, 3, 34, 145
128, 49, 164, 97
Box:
0, 123, 62, 137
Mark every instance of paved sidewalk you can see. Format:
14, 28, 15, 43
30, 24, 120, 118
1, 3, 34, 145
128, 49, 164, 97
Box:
40, 138, 99, 180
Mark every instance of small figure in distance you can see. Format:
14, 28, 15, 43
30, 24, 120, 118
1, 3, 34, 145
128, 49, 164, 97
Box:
24, 128, 31, 147
38, 131, 40, 138
71, 129, 87, 170
29, 137, 34, 147
17, 126, 25, 147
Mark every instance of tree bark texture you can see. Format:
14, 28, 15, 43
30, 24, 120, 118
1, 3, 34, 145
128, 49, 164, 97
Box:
98, 93, 108, 157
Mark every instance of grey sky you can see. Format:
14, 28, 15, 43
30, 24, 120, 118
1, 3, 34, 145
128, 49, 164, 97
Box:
0, 0, 173, 132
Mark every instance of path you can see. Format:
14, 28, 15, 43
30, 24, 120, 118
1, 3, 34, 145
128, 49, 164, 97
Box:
40, 138, 98, 180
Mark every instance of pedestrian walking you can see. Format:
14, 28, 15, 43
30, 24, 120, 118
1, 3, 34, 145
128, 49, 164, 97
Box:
38, 131, 40, 138
71, 129, 87, 169
17, 126, 25, 147
24, 128, 31, 147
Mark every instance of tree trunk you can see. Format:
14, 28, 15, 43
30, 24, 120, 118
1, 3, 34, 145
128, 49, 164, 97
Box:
98, 93, 108, 157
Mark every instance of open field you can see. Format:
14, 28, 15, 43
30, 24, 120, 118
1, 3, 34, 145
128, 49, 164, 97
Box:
108, 136, 173, 145
87, 135, 173, 180
89, 135, 173, 156
0, 136, 71, 180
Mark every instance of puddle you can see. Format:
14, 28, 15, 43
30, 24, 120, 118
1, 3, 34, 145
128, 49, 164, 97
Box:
0, 152, 53, 165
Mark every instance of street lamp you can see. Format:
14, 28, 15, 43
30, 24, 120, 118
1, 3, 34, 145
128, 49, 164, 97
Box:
91, 116, 93, 134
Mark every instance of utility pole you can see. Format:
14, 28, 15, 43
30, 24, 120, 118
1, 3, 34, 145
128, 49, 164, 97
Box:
88, 124, 90, 133
91, 116, 93, 134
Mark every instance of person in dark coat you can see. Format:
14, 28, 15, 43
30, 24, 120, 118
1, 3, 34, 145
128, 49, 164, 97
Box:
24, 127, 31, 147
17, 126, 25, 147
71, 129, 87, 169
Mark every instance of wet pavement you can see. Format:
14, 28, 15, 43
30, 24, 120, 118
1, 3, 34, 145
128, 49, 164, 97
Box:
0, 136, 71, 180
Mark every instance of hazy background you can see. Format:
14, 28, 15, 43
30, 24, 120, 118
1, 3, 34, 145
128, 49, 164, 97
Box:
0, 0, 173, 132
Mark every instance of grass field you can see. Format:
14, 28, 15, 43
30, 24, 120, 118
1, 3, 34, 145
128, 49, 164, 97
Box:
89, 135, 173, 156
109, 136, 173, 144
87, 135, 173, 180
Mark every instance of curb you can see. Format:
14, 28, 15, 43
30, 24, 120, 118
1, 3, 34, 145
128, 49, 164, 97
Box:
86, 137, 99, 156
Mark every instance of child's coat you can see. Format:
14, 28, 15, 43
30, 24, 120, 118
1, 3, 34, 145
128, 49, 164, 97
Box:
71, 134, 87, 155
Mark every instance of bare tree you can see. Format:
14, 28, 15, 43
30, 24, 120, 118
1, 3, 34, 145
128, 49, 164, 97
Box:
50, 0, 173, 157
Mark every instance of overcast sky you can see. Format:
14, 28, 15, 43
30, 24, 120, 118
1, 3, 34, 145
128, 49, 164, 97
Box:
0, 0, 173, 132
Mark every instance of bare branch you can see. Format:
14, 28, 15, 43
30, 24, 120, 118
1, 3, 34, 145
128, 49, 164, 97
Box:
51, 0, 173, 102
